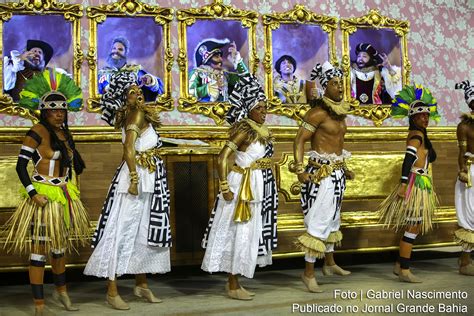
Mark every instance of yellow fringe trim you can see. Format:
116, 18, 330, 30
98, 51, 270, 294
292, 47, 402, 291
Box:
377, 180, 439, 235
454, 228, 474, 250
326, 230, 343, 246
295, 232, 326, 259
3, 182, 90, 255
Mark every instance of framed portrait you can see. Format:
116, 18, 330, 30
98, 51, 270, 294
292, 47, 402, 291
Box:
86, 0, 173, 111
341, 9, 410, 126
177, 0, 258, 125
0, 0, 82, 121
263, 5, 337, 121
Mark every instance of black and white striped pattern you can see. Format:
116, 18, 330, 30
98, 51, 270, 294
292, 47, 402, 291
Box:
99, 72, 137, 126
455, 80, 474, 105
202, 142, 278, 255
91, 157, 171, 248
301, 161, 346, 220
226, 73, 266, 124
310, 62, 343, 88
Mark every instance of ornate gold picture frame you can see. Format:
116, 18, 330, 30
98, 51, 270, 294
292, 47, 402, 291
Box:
0, 0, 83, 122
177, 0, 258, 125
340, 9, 411, 126
86, 0, 174, 112
263, 5, 338, 122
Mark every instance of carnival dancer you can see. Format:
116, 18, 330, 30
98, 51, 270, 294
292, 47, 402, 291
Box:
454, 80, 474, 276
379, 84, 440, 283
293, 61, 354, 293
84, 72, 171, 310
3, 69, 89, 315
201, 73, 278, 300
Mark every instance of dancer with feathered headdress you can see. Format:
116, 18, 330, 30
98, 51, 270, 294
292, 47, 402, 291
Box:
2, 69, 89, 315
378, 84, 440, 283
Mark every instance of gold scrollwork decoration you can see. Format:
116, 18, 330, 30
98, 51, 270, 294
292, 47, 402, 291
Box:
0, 0, 83, 121
262, 5, 338, 122
340, 9, 410, 126
176, 0, 259, 125
86, 0, 174, 113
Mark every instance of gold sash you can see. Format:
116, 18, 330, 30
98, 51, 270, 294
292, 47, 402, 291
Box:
467, 157, 474, 188
135, 148, 162, 173
308, 159, 346, 183
230, 158, 273, 223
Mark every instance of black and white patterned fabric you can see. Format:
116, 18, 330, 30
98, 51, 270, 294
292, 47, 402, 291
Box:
91, 156, 172, 248
99, 71, 137, 126
301, 160, 346, 220
202, 142, 278, 255
310, 61, 343, 88
226, 73, 266, 124
455, 80, 474, 105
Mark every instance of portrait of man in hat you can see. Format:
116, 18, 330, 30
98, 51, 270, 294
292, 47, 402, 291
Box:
273, 55, 316, 104
3, 39, 69, 102
350, 42, 402, 105
188, 38, 248, 102
98, 36, 164, 103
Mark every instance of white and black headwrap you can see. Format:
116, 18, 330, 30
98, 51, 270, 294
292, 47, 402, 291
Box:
310, 61, 343, 89
226, 73, 266, 124
455, 80, 474, 105
99, 71, 137, 126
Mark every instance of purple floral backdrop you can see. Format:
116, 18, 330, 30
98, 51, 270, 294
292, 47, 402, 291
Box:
0, 0, 472, 127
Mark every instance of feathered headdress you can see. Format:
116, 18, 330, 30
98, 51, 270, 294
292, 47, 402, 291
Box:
99, 71, 137, 126
391, 84, 440, 121
310, 61, 343, 89
226, 73, 266, 124
18, 68, 82, 112
455, 80, 474, 106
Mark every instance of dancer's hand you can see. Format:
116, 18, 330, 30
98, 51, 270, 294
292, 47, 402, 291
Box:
128, 182, 138, 196
459, 171, 469, 183
223, 191, 234, 201
297, 172, 311, 184
32, 194, 48, 207
397, 183, 407, 198
345, 170, 355, 180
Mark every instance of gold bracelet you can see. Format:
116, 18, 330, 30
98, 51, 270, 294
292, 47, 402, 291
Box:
301, 121, 316, 133
126, 124, 141, 135
458, 140, 467, 148
225, 141, 238, 152
129, 171, 139, 184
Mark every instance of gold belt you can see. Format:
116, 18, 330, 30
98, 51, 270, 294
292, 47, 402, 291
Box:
135, 148, 162, 173
231, 158, 273, 174
466, 158, 474, 187
307, 159, 346, 183
230, 158, 272, 223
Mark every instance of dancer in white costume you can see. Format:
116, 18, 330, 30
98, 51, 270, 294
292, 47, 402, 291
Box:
293, 62, 354, 293
454, 80, 474, 276
84, 72, 171, 310
201, 73, 278, 300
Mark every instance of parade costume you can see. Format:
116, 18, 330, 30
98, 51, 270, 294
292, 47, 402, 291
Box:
350, 43, 402, 104
201, 74, 278, 296
2, 69, 89, 313
189, 39, 248, 102
454, 81, 474, 275
295, 62, 351, 261
273, 55, 307, 103
378, 84, 440, 235
84, 72, 171, 309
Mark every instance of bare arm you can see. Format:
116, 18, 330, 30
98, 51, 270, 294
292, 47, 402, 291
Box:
123, 110, 145, 195
218, 131, 247, 201
293, 108, 325, 183
457, 123, 469, 183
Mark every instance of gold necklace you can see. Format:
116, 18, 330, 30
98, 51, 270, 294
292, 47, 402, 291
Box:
322, 96, 351, 115
244, 118, 270, 139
